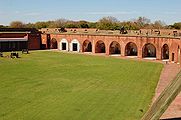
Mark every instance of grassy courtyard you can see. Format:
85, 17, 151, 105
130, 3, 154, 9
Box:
0, 51, 163, 120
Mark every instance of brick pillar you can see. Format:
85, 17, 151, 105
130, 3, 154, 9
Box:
105, 44, 109, 55
169, 52, 172, 62
138, 47, 142, 58
57, 40, 60, 50
79, 43, 82, 53
156, 47, 162, 60
121, 44, 125, 57
92, 40, 96, 54
138, 39, 143, 58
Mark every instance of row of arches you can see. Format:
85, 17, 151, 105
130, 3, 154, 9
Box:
94, 40, 169, 59
58, 39, 170, 60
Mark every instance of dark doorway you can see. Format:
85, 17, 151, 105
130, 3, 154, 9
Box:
47, 34, 51, 49
162, 44, 169, 59
109, 41, 121, 54
178, 46, 180, 63
125, 42, 138, 56
62, 43, 66, 50
172, 53, 175, 61
73, 43, 78, 51
83, 40, 92, 52
143, 43, 156, 58
50, 38, 57, 49
95, 40, 105, 53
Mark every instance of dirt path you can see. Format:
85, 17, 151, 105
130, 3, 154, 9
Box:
154, 63, 181, 119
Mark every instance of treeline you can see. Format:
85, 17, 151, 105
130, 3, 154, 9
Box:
1, 16, 181, 30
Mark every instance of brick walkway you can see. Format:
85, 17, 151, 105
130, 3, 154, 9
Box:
154, 63, 181, 119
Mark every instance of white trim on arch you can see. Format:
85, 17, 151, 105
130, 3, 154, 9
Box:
70, 39, 80, 52
60, 39, 69, 51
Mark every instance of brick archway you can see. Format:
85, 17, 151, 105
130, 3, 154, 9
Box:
60, 38, 69, 51
143, 43, 156, 58
50, 38, 57, 49
178, 46, 180, 64
70, 39, 80, 52
109, 41, 121, 55
82, 40, 92, 52
125, 42, 138, 56
162, 44, 169, 60
95, 40, 106, 53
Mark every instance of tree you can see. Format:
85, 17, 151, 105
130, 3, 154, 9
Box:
7, 17, 173, 30
78, 21, 89, 28
120, 21, 140, 30
134, 17, 151, 28
10, 21, 25, 28
24, 23, 35, 28
97, 16, 120, 30
153, 20, 166, 29
64, 21, 79, 28
34, 21, 49, 29
173, 22, 181, 29
0, 25, 7, 28
49, 19, 67, 28
88, 22, 97, 28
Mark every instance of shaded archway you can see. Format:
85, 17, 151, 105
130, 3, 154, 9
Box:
60, 39, 68, 51
178, 46, 180, 64
95, 40, 106, 53
82, 40, 92, 52
70, 39, 80, 52
125, 42, 138, 56
50, 38, 57, 49
162, 44, 169, 59
109, 41, 121, 54
143, 43, 156, 58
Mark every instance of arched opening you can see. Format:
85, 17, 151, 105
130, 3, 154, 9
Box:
109, 41, 121, 55
143, 43, 156, 58
50, 38, 57, 49
95, 40, 106, 53
178, 46, 180, 64
60, 39, 68, 51
82, 40, 92, 52
162, 44, 169, 60
125, 42, 138, 56
70, 39, 80, 52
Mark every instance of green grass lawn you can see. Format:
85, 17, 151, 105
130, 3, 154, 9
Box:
0, 51, 163, 120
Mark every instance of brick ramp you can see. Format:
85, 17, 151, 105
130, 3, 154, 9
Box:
141, 64, 181, 120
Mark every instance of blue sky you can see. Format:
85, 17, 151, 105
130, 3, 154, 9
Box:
0, 0, 181, 25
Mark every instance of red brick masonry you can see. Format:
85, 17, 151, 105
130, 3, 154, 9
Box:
42, 33, 181, 63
